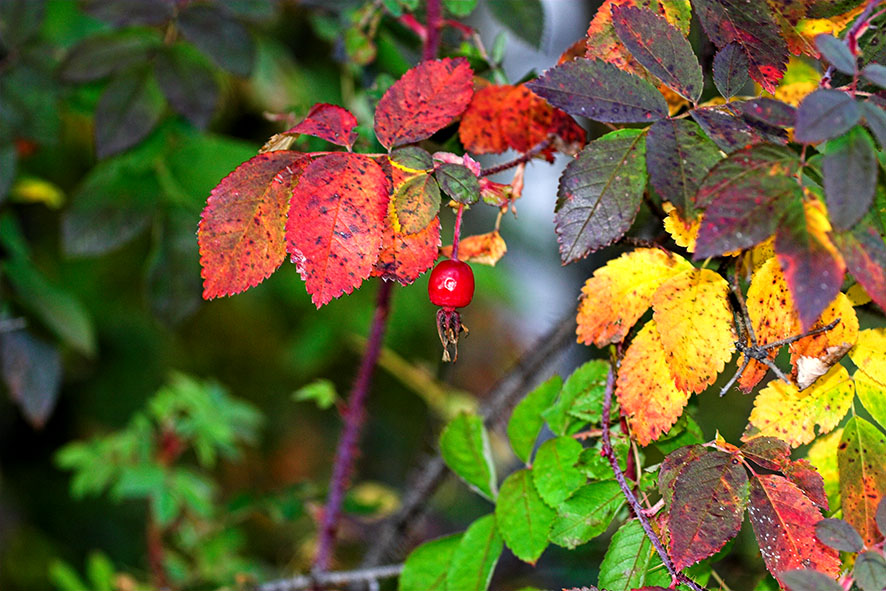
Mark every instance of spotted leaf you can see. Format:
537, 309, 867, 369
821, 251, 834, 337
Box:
839, 416, 886, 546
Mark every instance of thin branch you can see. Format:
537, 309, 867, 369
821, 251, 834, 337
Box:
601, 360, 706, 591
421, 0, 442, 62
312, 281, 394, 573
480, 138, 552, 177
360, 313, 577, 568
0, 317, 27, 333
758, 318, 840, 351
257, 564, 403, 591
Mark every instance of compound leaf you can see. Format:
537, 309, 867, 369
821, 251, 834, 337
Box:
285, 153, 390, 307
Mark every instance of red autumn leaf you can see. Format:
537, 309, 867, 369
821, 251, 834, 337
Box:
459, 84, 585, 157
832, 218, 886, 313
742, 437, 828, 509
667, 449, 749, 571
658, 444, 708, 507
285, 103, 358, 148
199, 151, 308, 299
747, 473, 840, 584
783, 459, 829, 510
285, 153, 390, 308
374, 58, 474, 150
372, 216, 440, 285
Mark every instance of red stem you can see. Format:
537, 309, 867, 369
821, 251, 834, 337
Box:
312, 281, 394, 574
479, 138, 551, 177
451, 205, 465, 260
601, 360, 706, 591
146, 511, 169, 588
422, 0, 442, 62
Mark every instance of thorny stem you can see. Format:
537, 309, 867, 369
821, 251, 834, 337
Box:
479, 137, 552, 177
421, 0, 442, 62
312, 281, 394, 574
601, 359, 706, 591
257, 563, 403, 591
451, 204, 465, 260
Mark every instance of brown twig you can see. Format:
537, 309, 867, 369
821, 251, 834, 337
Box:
257, 563, 403, 591
312, 281, 394, 574
479, 138, 552, 177
600, 359, 706, 591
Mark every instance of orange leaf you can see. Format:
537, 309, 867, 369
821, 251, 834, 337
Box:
440, 231, 507, 266
374, 58, 474, 150
286, 153, 390, 307
577, 248, 692, 347
653, 268, 736, 393
199, 151, 308, 299
616, 320, 691, 446
739, 256, 800, 392
789, 292, 857, 390
748, 473, 840, 584
372, 216, 440, 285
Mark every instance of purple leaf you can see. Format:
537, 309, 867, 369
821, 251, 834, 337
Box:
153, 44, 219, 129
815, 518, 864, 552
822, 126, 877, 230
527, 58, 667, 124
713, 43, 750, 99
1, 329, 61, 429
794, 90, 860, 144
742, 98, 797, 128
177, 3, 255, 77
815, 34, 856, 75
691, 105, 787, 153
94, 67, 165, 158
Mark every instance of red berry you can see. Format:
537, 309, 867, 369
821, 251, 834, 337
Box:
428, 259, 474, 308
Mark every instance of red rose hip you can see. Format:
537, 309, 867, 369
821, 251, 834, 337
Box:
428, 259, 475, 309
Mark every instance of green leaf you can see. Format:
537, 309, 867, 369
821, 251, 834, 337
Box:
646, 119, 722, 217
814, 518, 864, 552
0, 143, 16, 205
507, 375, 561, 463
60, 30, 161, 83
823, 126, 877, 230
532, 436, 585, 506
177, 3, 255, 77
393, 173, 441, 233
399, 533, 462, 591
815, 35, 856, 75
443, 0, 477, 17
390, 146, 434, 171
436, 163, 479, 205
2, 257, 96, 356
495, 469, 555, 564
445, 514, 503, 591
542, 360, 608, 435
0, 329, 61, 428
95, 67, 165, 158
694, 144, 802, 258
855, 370, 886, 432
713, 43, 750, 100
855, 551, 886, 591
611, 5, 702, 102
598, 519, 670, 591
549, 480, 623, 549
839, 417, 886, 546
660, 0, 692, 35
554, 129, 647, 263
655, 415, 705, 455
48, 559, 89, 591
111, 463, 166, 500
293, 379, 338, 410
85, 551, 115, 591
794, 90, 860, 144
487, 0, 544, 49
527, 59, 667, 124
440, 412, 497, 500
0, 0, 45, 46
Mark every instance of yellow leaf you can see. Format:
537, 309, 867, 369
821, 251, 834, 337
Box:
616, 320, 691, 446
739, 257, 800, 392
847, 283, 872, 307
770, 58, 821, 107
806, 427, 842, 512
662, 202, 699, 253
440, 231, 507, 266
849, 328, 886, 384
10, 176, 65, 209
745, 364, 854, 447
653, 268, 736, 393
576, 248, 692, 347
790, 292, 858, 389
